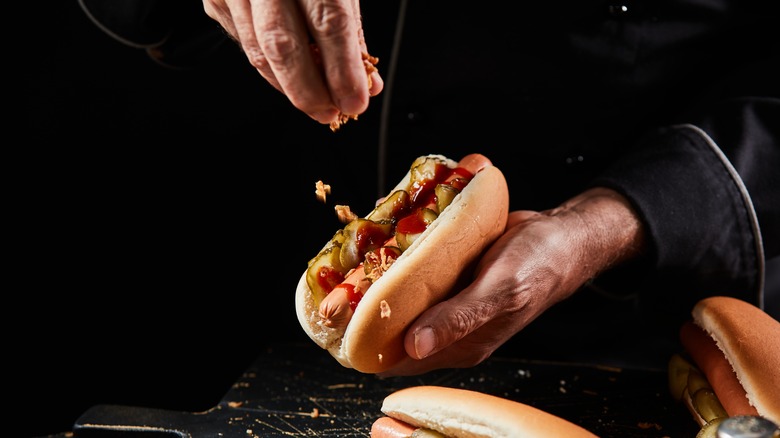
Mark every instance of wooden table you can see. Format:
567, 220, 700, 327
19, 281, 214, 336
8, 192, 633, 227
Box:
70, 342, 700, 437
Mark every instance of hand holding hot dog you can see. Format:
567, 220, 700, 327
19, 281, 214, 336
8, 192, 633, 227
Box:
297, 154, 510, 373
297, 153, 648, 375
201, 0, 383, 127
378, 187, 647, 376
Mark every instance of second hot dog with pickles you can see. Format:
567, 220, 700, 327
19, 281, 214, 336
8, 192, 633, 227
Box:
295, 154, 509, 374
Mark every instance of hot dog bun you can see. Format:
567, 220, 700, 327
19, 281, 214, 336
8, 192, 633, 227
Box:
690, 296, 780, 423
373, 385, 598, 438
295, 154, 509, 373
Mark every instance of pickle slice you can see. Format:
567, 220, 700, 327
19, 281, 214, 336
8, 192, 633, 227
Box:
339, 218, 394, 270
396, 208, 438, 252
668, 353, 696, 402
691, 388, 728, 424
434, 183, 460, 214
367, 189, 411, 222
410, 156, 447, 188
687, 368, 713, 397
306, 243, 347, 306
695, 417, 726, 438
363, 246, 403, 281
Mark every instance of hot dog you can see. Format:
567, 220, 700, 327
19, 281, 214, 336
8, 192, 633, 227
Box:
295, 154, 509, 373
668, 296, 780, 433
371, 385, 598, 438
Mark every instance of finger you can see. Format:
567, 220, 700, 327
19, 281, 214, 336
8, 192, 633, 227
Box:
402, 235, 541, 359
203, 0, 238, 39
384, 295, 530, 377
403, 288, 496, 361
352, 3, 384, 97
253, 0, 341, 123
300, 0, 370, 116
377, 339, 491, 377
369, 69, 384, 96
203, 0, 275, 88
216, 0, 281, 94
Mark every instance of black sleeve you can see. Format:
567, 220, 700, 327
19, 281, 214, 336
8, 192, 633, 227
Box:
591, 59, 780, 310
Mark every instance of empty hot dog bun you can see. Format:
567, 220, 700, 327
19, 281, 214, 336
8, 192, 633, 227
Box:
680, 296, 780, 424
372, 385, 598, 438
295, 154, 509, 373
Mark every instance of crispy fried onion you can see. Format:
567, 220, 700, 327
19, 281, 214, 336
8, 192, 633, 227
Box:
364, 247, 397, 282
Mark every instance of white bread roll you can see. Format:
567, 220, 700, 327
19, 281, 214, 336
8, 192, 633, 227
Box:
296, 154, 509, 373
692, 296, 780, 424
377, 385, 598, 438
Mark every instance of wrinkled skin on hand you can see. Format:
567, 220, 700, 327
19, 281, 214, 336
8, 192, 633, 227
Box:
202, 0, 383, 125
378, 187, 647, 377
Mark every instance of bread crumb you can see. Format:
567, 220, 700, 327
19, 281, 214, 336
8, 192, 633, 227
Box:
227, 401, 243, 408
327, 383, 360, 389
380, 300, 391, 318
315, 180, 331, 203
311, 408, 320, 418
335, 205, 358, 223
329, 113, 359, 132
378, 353, 383, 362
365, 247, 398, 282
637, 422, 662, 430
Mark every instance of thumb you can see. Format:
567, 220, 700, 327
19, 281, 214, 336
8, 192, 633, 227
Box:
403, 286, 493, 360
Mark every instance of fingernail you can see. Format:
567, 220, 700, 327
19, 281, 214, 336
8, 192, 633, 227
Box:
414, 326, 436, 359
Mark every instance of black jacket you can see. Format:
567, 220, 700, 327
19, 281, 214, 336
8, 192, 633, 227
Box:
377, 0, 779, 328
77, 0, 778, 354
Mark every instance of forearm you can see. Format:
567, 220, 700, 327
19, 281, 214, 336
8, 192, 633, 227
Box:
542, 187, 647, 284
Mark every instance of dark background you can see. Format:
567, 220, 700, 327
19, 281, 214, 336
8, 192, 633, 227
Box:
21, 2, 398, 437
19, 3, 779, 437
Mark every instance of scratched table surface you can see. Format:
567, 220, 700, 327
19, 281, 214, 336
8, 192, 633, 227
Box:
69, 342, 699, 437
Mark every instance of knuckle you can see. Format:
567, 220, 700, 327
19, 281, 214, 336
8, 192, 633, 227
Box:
308, 1, 352, 39
244, 46, 269, 71
259, 30, 301, 64
450, 307, 480, 339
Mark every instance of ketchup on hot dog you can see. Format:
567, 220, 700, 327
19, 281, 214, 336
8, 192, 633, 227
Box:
313, 154, 492, 329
